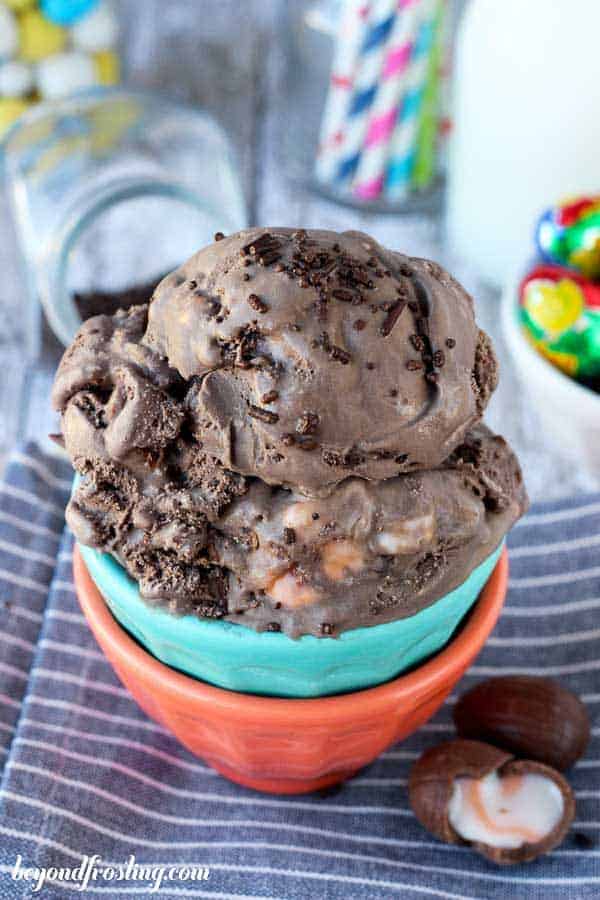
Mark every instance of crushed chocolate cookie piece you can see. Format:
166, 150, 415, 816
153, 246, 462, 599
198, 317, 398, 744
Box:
247, 293, 268, 313
296, 412, 319, 435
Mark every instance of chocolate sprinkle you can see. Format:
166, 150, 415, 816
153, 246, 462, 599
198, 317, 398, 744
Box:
214, 232, 225, 242
259, 250, 282, 267
248, 404, 279, 424
353, 319, 366, 331
261, 390, 279, 405
446, 337, 456, 349
283, 527, 296, 545
433, 349, 445, 368
407, 360, 423, 371
267, 622, 281, 632
320, 623, 334, 636
380, 299, 407, 337
332, 288, 356, 303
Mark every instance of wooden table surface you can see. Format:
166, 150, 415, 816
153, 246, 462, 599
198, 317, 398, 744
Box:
0, 0, 596, 501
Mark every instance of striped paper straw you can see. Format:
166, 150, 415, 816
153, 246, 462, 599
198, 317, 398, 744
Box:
331, 0, 399, 188
411, 0, 445, 190
384, 0, 437, 200
315, 0, 371, 185
351, 0, 422, 200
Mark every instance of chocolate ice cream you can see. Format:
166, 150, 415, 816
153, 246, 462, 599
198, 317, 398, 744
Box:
53, 228, 526, 638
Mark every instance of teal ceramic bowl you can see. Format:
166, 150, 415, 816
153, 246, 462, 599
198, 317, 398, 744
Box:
79, 541, 503, 698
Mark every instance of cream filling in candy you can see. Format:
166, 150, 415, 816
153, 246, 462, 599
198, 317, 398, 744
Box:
448, 771, 564, 849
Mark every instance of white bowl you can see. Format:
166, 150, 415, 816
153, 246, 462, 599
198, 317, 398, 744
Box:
502, 271, 600, 477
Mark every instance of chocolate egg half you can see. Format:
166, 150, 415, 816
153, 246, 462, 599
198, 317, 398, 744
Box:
409, 739, 575, 864
453, 676, 590, 771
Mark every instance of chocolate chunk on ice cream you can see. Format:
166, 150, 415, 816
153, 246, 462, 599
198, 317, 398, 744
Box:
53, 228, 526, 638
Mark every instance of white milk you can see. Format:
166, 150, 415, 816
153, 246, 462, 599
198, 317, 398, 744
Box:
446, 0, 600, 286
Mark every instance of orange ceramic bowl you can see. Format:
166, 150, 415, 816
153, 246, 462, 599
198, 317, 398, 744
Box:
74, 547, 508, 795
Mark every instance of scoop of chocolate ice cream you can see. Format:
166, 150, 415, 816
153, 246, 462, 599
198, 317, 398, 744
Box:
64, 413, 524, 637
52, 229, 524, 639
144, 228, 498, 496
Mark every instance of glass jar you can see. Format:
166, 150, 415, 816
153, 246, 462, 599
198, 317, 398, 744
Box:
282, 0, 449, 214
2, 86, 247, 350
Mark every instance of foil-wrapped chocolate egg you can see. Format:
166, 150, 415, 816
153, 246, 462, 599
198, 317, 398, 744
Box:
409, 739, 575, 864
519, 264, 600, 378
537, 196, 600, 280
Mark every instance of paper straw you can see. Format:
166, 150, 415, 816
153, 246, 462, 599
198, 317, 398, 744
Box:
315, 0, 371, 185
411, 0, 445, 190
351, 0, 422, 201
330, 0, 399, 188
384, 0, 436, 200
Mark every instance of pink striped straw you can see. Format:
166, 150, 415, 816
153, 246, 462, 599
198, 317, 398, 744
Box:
352, 0, 422, 200
323, 0, 400, 189
315, 0, 371, 184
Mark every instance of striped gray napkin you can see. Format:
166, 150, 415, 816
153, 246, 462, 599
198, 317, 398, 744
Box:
0, 443, 598, 899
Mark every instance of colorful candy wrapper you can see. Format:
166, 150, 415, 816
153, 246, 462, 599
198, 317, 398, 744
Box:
537, 195, 600, 280
519, 263, 600, 378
